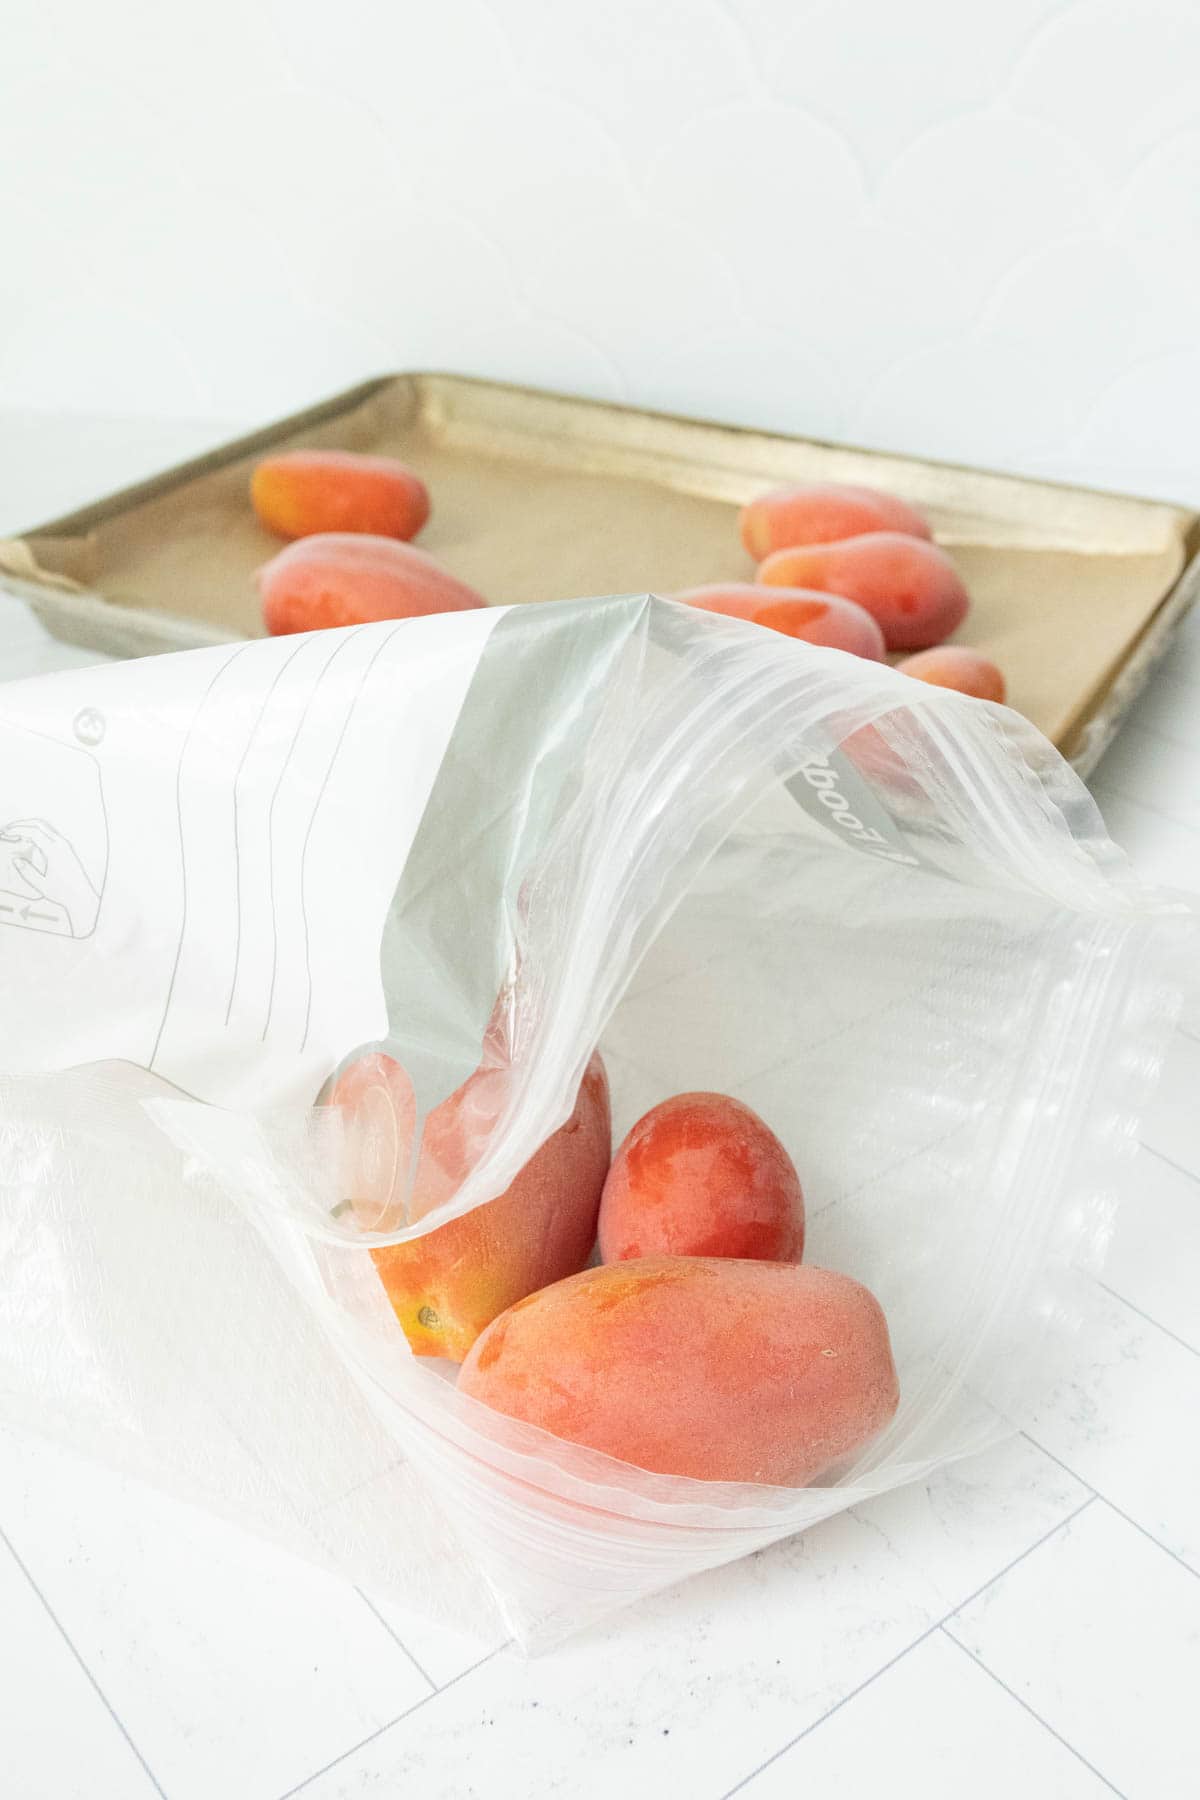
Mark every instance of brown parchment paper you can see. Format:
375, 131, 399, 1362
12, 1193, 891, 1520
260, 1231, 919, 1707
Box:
1, 374, 1194, 758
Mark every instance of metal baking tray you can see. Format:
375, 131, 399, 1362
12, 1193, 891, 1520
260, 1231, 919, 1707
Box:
2, 371, 1197, 773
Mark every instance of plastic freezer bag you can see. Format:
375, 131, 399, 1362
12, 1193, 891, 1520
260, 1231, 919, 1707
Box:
0, 593, 1187, 1649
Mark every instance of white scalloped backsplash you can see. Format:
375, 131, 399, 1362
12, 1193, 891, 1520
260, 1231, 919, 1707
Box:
4, 0, 1200, 501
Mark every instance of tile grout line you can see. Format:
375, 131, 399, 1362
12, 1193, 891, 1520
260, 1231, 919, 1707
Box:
937, 1626, 1128, 1798
275, 1642, 510, 1800
1020, 1430, 1097, 1494
353, 1588, 437, 1693
1138, 1137, 1200, 1184
715, 1620, 948, 1800
716, 1495, 1097, 1800
0, 1523, 169, 1800
1020, 1431, 1200, 1583
1093, 1277, 1200, 1361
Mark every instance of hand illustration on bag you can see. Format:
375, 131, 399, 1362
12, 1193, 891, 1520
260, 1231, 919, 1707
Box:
0, 817, 101, 938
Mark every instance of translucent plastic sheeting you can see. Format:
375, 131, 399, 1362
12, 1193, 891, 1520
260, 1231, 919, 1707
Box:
0, 595, 1188, 1649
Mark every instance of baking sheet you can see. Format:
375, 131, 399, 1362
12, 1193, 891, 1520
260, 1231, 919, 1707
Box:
1, 373, 1196, 761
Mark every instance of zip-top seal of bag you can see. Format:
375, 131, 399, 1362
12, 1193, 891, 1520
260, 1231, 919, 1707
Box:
0, 594, 1191, 1650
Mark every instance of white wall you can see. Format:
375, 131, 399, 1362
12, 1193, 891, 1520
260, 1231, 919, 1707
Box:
4, 0, 1200, 499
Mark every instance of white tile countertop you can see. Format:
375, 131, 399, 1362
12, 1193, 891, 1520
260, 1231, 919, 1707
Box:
1, 414, 1198, 1800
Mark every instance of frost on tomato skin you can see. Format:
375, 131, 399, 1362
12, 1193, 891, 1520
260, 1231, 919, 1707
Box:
675, 584, 885, 660
598, 1091, 804, 1265
459, 1257, 900, 1485
896, 645, 1006, 704
740, 482, 931, 561
258, 533, 487, 634
757, 533, 969, 652
251, 449, 430, 542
